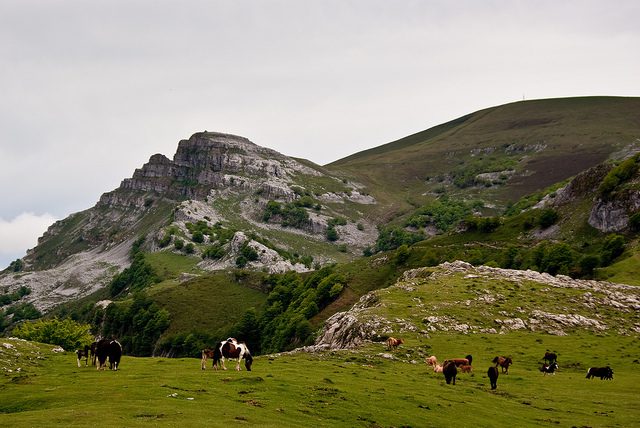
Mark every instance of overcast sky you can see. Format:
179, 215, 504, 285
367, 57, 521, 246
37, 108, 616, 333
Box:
1, 0, 639, 268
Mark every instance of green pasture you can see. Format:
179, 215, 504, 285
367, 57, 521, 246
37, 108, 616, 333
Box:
1, 333, 638, 428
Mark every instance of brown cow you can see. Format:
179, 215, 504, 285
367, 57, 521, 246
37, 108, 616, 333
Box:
444, 355, 473, 367
460, 364, 473, 373
386, 337, 404, 350
201, 348, 216, 370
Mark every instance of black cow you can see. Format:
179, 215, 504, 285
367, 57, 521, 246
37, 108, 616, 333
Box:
75, 345, 90, 367
443, 361, 458, 385
586, 366, 613, 380
543, 351, 557, 364
90, 341, 99, 366
487, 366, 499, 390
95, 339, 122, 371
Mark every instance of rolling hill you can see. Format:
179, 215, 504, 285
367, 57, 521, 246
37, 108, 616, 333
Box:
1, 96, 639, 362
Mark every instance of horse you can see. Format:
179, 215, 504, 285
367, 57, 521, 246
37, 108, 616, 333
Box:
487, 366, 499, 390
492, 356, 513, 374
75, 345, 90, 367
209, 338, 253, 371
386, 337, 404, 350
95, 339, 122, 371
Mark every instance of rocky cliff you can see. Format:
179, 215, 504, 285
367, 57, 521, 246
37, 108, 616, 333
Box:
0, 131, 378, 312
100, 132, 322, 205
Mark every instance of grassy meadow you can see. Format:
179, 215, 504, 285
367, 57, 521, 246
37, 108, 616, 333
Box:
1, 330, 638, 427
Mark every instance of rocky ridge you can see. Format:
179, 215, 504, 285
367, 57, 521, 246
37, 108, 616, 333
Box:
1, 131, 379, 312
311, 261, 640, 351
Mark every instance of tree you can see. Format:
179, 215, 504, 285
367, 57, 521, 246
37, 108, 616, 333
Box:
13, 318, 93, 350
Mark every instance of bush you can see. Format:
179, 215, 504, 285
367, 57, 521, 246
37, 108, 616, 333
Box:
326, 226, 339, 241
13, 318, 93, 350
598, 155, 639, 197
375, 226, 424, 252
601, 234, 625, 265
158, 234, 172, 248
191, 230, 205, 243
538, 209, 559, 229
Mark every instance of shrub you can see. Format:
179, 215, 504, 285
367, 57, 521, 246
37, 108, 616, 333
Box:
13, 318, 93, 350
326, 226, 339, 242
538, 209, 559, 229
191, 230, 205, 243
375, 226, 424, 252
601, 234, 625, 265
158, 234, 172, 248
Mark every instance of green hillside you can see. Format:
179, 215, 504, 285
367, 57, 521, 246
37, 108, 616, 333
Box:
329, 96, 640, 219
2, 259, 639, 427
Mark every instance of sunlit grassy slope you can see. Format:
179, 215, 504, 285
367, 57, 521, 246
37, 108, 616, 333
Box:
1, 333, 638, 427
3, 259, 639, 427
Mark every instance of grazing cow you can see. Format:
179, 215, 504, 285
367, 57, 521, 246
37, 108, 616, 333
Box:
425, 355, 437, 367
433, 364, 444, 373
543, 351, 558, 364
75, 345, 90, 367
460, 364, 473, 373
487, 366, 499, 390
540, 362, 559, 375
386, 337, 404, 350
95, 339, 122, 371
492, 356, 513, 374
209, 338, 253, 371
443, 361, 458, 385
90, 341, 99, 366
444, 355, 473, 367
201, 348, 216, 370
586, 366, 613, 380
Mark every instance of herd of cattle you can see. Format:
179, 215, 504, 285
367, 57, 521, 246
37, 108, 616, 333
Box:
388, 337, 614, 389
76, 336, 614, 389
75, 338, 122, 370
75, 337, 253, 372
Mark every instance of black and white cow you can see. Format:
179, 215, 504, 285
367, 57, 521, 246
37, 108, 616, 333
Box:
75, 345, 90, 367
586, 366, 613, 380
540, 362, 559, 375
95, 339, 122, 371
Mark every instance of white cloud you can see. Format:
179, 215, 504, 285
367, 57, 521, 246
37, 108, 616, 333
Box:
0, 213, 57, 268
